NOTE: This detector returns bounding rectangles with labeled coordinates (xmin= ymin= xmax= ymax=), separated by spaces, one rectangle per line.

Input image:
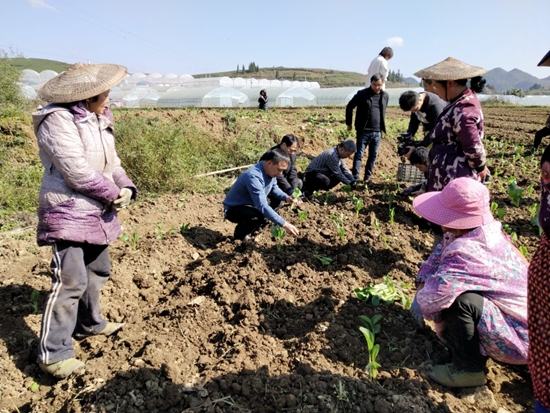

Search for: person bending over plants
xmin=260 ymin=134 xmax=303 ymax=209
xmin=302 ymin=139 xmax=357 ymax=198
xmin=223 ymin=148 xmax=301 ymax=245
xmin=410 ymin=178 xmax=528 ymax=388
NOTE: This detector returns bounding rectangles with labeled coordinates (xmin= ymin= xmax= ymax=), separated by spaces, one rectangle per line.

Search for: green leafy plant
xmin=519 ymin=245 xmax=529 ymax=257
xmin=329 ymin=212 xmax=346 ymax=242
xmin=373 ymin=217 xmax=388 ymax=249
xmin=358 ymin=314 xmax=382 ymax=336
xmin=529 ymin=203 xmax=543 ymax=236
xmin=502 ymin=224 xmax=519 ymax=244
xmin=29 ymin=289 xmax=39 ymax=313
xmin=297 ymin=209 xmax=308 ymax=226
xmin=314 ymin=255 xmax=333 ymax=266
xmin=323 ymin=192 xmax=333 ymax=206
xmin=291 ymin=188 xmax=303 ymax=209
xmin=389 ymin=207 xmax=395 ymax=224
xmin=350 ymin=195 xmax=363 ymax=219
xmin=355 ymin=276 xmax=412 ymax=309
xmin=121 ymin=232 xmax=141 ymax=250
xmin=359 ymin=326 xmax=381 ymax=381
xmin=179 ymin=222 xmax=191 ymax=235
xmin=155 ymin=222 xmax=176 ymax=240
xmin=490 ymin=201 xmax=499 ymax=216
xmin=270 ymin=225 xmax=286 ymax=251
xmin=507 ymin=178 xmax=524 ymax=207
xmin=341 ymin=184 xmax=351 ymax=195
xmin=497 ymin=207 xmax=506 ymax=221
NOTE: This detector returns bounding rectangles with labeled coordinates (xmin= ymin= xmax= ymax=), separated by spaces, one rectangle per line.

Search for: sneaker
xmin=74 ymin=322 xmax=124 ymax=339
xmin=428 ymin=363 xmax=486 ymax=388
xmin=39 ymin=358 xmax=85 ymax=378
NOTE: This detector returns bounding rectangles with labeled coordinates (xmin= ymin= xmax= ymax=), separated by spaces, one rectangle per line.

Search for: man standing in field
xmin=346 ymin=73 xmax=389 ymax=183
xmin=223 ymin=149 xmax=300 ymax=244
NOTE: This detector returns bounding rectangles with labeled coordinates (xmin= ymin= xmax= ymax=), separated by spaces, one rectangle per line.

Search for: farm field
xmin=0 ymin=106 xmax=548 ymax=413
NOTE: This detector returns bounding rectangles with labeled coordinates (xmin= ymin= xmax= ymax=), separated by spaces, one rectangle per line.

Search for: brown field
xmin=1 ymin=106 xmax=549 ymax=412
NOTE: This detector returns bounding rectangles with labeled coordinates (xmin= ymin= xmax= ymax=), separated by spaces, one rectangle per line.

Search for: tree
xmin=236 ymin=65 xmax=239 ymax=74
xmin=275 ymin=70 xmax=279 ymax=79
xmin=0 ymin=49 xmax=26 ymax=114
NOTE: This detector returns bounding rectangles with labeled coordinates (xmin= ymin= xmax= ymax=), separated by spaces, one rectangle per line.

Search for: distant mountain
xmin=483 ymin=67 xmax=550 ymax=92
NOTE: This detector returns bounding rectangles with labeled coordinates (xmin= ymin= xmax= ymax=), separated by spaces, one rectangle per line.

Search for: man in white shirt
xmin=365 ymin=47 xmax=393 ymax=90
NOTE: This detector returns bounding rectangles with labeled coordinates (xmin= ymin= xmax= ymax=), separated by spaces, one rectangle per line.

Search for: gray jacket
xmin=33 ymin=104 xmax=136 ymax=246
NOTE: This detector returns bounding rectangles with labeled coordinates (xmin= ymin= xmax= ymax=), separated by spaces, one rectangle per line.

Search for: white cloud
xmin=29 ymin=0 xmax=56 ymax=10
xmin=384 ymin=37 xmax=404 ymax=48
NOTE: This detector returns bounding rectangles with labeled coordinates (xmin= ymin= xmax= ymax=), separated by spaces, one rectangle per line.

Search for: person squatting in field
xmin=414 ymin=57 xmax=489 ymax=192
xmin=410 ymin=177 xmax=529 ymax=388
xmin=223 ymin=148 xmax=301 ymax=245
xmin=346 ymin=73 xmax=389 ymax=183
xmin=302 ymin=139 xmax=357 ymax=197
xmin=33 ymin=63 xmax=137 ymax=378
xmin=260 ymin=134 xmax=303 ymax=209
xmin=400 ymin=147 xmax=429 ymax=197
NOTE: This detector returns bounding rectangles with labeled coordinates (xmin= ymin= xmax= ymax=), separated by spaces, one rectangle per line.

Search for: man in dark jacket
xmin=346 ymin=73 xmax=389 ymax=182
xmin=260 ymin=134 xmax=302 ymax=209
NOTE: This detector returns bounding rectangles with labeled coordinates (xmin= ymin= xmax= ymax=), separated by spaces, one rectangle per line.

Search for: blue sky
xmin=1 ymin=0 xmax=549 ymax=80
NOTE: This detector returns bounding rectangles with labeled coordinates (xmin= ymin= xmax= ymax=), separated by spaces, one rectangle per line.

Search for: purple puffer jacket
xmin=33 ymin=104 xmax=137 ymax=246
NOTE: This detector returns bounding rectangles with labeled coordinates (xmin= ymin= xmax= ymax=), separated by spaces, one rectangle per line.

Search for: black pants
xmin=534 ymin=127 xmax=550 ymax=150
xmin=303 ymin=172 xmax=340 ymax=194
xmin=439 ymin=292 xmax=487 ymax=372
xmin=225 ymin=205 xmax=269 ymax=240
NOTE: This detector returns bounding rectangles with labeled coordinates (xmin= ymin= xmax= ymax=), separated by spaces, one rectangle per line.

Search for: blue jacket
xmin=223 ymin=161 xmax=288 ymax=226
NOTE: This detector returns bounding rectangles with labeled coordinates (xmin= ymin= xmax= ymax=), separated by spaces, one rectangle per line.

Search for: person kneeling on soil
xmin=302 ymin=139 xmax=357 ymax=197
xmin=400 ymin=147 xmax=429 ymax=197
xmin=260 ymin=134 xmax=303 ymax=209
xmin=410 ymin=177 xmax=528 ymax=388
xmin=223 ymin=148 xmax=301 ymax=244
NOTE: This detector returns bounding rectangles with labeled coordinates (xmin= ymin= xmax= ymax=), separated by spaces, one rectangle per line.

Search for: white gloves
xmin=113 ymin=188 xmax=133 ymax=211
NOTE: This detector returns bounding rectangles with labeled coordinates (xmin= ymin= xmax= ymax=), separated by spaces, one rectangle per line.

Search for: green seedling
xmin=329 ymin=212 xmax=346 ymax=242
xmin=389 ymin=207 xmax=395 ymax=224
xmin=529 ymin=203 xmax=543 ymax=235
xmin=497 ymin=207 xmax=506 ymax=221
xmin=373 ymin=217 xmax=389 ymax=249
xmin=387 ymin=193 xmax=395 ymax=209
xmin=314 ymin=255 xmax=333 ymax=266
xmin=350 ymin=195 xmax=363 ymax=219
xmin=519 ymin=245 xmax=529 ymax=257
xmin=155 ymin=222 xmax=176 ymax=240
xmin=121 ymin=232 xmax=140 ymax=250
xmin=179 ymin=222 xmax=191 ymax=235
xmin=355 ymin=276 xmax=412 ymax=309
xmin=507 ymin=178 xmax=524 ymax=207
xmin=503 ymin=224 xmax=519 ymax=244
xmin=291 ymin=188 xmax=303 ymax=209
xmin=313 ymin=190 xmax=321 ymax=197
xmin=297 ymin=209 xmax=308 ymax=225
xmin=30 ymin=289 xmax=39 ymax=313
xmin=270 ymin=225 xmax=286 ymax=251
xmin=323 ymin=192 xmax=332 ymax=206
xmin=341 ymin=184 xmax=351 ymax=195
xmin=359 ymin=326 xmax=381 ymax=381
xmin=490 ymin=201 xmax=499 ymax=216
xmin=358 ymin=314 xmax=382 ymax=336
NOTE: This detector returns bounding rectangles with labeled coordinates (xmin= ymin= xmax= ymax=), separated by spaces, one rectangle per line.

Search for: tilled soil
xmin=1 ymin=106 xmax=549 ymax=413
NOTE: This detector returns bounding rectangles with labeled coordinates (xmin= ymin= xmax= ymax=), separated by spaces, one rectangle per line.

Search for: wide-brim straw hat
xmin=413 ymin=57 xmax=488 ymax=81
xmin=413 ymin=177 xmax=494 ymax=230
xmin=38 ymin=62 xmax=127 ymax=103
xmin=538 ymin=50 xmax=550 ymax=67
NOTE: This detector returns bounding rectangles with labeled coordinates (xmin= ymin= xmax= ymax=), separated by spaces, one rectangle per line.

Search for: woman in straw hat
xmin=414 ymin=57 xmax=489 ymax=192
xmin=528 ymin=50 xmax=550 ymax=413
xmin=411 ymin=177 xmax=528 ymax=388
xmin=33 ymin=62 xmax=137 ymax=378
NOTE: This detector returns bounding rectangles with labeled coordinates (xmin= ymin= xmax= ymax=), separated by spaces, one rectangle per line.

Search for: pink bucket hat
xmin=413 ymin=177 xmax=494 ymax=229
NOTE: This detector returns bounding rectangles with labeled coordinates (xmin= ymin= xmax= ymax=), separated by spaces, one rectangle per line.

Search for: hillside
xmin=484 ymin=67 xmax=550 ymax=93
xmin=9 ymin=57 xmax=71 ymax=73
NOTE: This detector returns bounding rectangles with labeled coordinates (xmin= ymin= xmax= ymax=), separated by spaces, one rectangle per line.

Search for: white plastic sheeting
xmin=17 ymin=83 xmax=38 ymax=99
xmin=40 ymin=70 xmax=58 ymax=82
xmin=310 ymin=87 xmax=362 ymax=107
xmin=202 ymin=87 xmax=250 ymax=107
xmin=157 ymin=87 xmax=216 ymax=108
xmin=21 ymin=69 xmax=40 ymax=84
xmin=276 ymin=87 xmax=317 ymax=107
xmin=122 ymin=87 xmax=160 ymax=108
